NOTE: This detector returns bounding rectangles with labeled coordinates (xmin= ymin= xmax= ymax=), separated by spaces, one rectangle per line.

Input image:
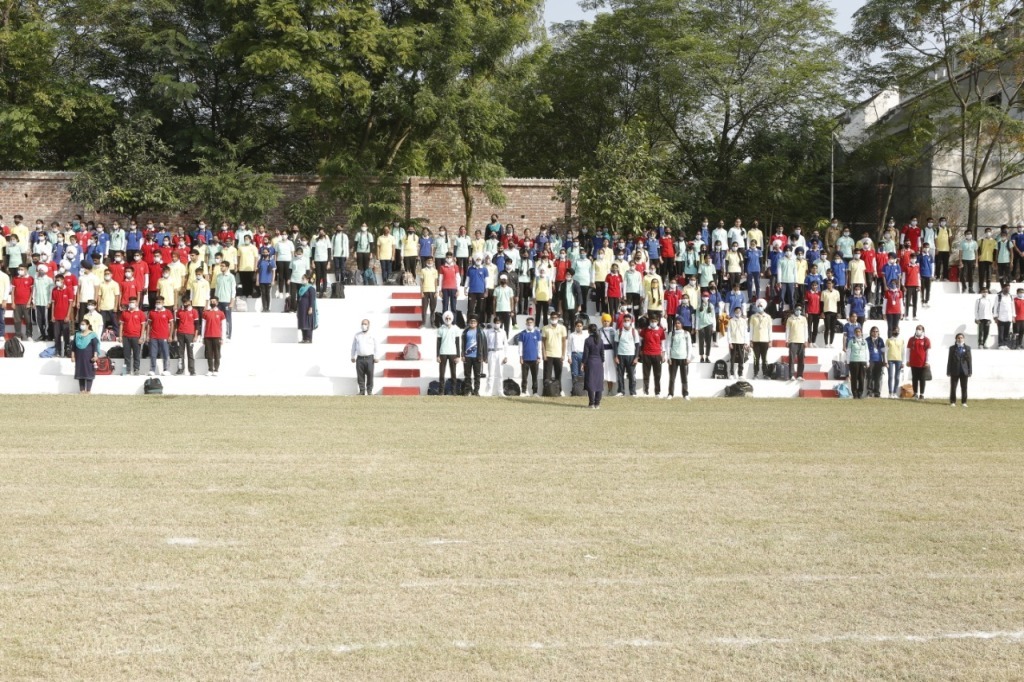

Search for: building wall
xmin=0 ymin=171 xmax=572 ymax=230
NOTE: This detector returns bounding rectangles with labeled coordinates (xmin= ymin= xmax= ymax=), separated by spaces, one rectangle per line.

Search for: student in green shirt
xmin=436 ymin=311 xmax=462 ymax=395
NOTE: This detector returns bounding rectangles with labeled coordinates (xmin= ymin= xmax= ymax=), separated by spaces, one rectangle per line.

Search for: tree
xmin=285 ymin=195 xmax=335 ymax=233
xmin=852 ymin=0 xmax=1024 ymax=232
xmin=563 ymin=120 xmax=673 ymax=234
xmin=188 ymin=141 xmax=283 ymax=224
xmin=68 ymin=117 xmax=184 ymax=219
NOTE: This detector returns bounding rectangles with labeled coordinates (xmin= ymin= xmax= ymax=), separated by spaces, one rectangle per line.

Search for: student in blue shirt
xmin=512 ymin=317 xmax=542 ymax=396
xmin=465 ymin=258 xmax=489 ymax=320
xmin=919 ymin=243 xmax=935 ymax=306
xmin=865 ymin=325 xmax=886 ymax=398
xmin=883 ymin=254 xmax=902 ymax=291
xmin=257 ymin=249 xmax=276 ymax=312
xmin=745 ymin=244 xmax=763 ymax=298
xmin=830 ymin=254 xmax=848 ymax=309
xmin=461 ymin=316 xmax=488 ymax=396
xmin=847 ymin=284 xmax=867 ymax=320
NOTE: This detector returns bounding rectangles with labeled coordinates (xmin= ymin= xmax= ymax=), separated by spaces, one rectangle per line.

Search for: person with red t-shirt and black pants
xmin=11 ymin=266 xmax=33 ymax=340
xmin=174 ymin=299 xmax=199 ymax=375
xmin=639 ymin=319 xmax=666 ymax=397
xmin=202 ymin=296 xmax=226 ymax=375
xmin=147 ymin=296 xmax=174 ymax=375
xmin=907 ymin=324 xmax=931 ymax=400
xmin=50 ymin=274 xmax=74 ymax=356
xmin=119 ymin=296 xmax=147 ymax=375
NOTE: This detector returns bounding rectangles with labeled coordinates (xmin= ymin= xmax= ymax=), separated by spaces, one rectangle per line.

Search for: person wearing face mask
xmin=11 ymin=265 xmax=33 ymax=340
xmin=725 ymin=306 xmax=749 ymax=379
xmin=188 ymin=269 xmax=211 ymax=333
xmin=992 ymin=283 xmax=1016 ymax=348
xmin=778 ymin=248 xmax=797 ymax=311
xmin=996 ymin=229 xmax=1013 ymax=283
xmin=580 ymin=322 xmax=606 ymax=407
xmin=785 ymin=305 xmax=808 ymax=381
xmin=884 ymin=279 xmax=904 ymax=336
xmin=957 ymin=231 xmax=977 ymax=293
xmin=903 ymin=252 xmax=921 ymax=320
xmin=918 ymin=244 xmax=934 ymax=307
xmin=865 ymin=325 xmax=885 ymax=398
xmin=748 ymin=300 xmax=772 ymax=378
xmin=435 ymin=311 xmax=461 ymax=395
xmin=885 ymin=326 xmax=906 ymax=399
xmin=973 ymin=288 xmax=993 ymax=348
xmin=846 ymin=327 xmax=869 ymax=398
xmin=541 ymin=313 xmax=567 ymax=396
xmin=1012 ymin=287 xmax=1024 ymax=348
xmin=296 ymin=271 xmax=318 ymax=343
xmin=49 ymin=273 xmax=74 ymax=354
xmin=438 ymin=254 xmax=461 ymax=316
xmin=202 ymin=296 xmax=226 ymax=376
xmin=349 ymin=319 xmax=379 ymax=396
xmin=906 ymin=325 xmax=931 ymax=400
xmin=977 ymin=227 xmax=997 ymax=291
xmin=1013 ymin=223 xmax=1024 ymax=282
xmin=32 ymin=265 xmax=54 ymax=341
xmin=432 ymin=226 xmax=451 ymax=262
xmin=511 ymin=316 xmax=542 ymax=396
xmin=934 ymin=218 xmax=952 ymax=280
xmin=946 ymin=333 xmax=972 ymax=407
xmin=71 ymin=319 xmax=100 ymax=394
xmin=900 ymin=216 xmax=922 ymax=251
xmin=695 ymin=293 xmax=716 ymax=363
xmin=352 ymin=223 xmax=374 ymax=280
xmin=173 ymin=299 xmax=199 ymax=375
xmin=119 ymin=296 xmax=147 ymax=375
xmin=146 ymin=296 xmax=173 ymax=376
xmin=836 ymin=227 xmax=855 ymax=265
xmin=613 ymin=313 xmax=640 ymax=396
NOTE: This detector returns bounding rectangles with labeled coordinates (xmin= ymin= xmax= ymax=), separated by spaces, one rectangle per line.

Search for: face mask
xmin=794 ymin=311 xmax=802 ymax=317
xmin=155 ymin=304 xmax=164 ymax=311
xmin=623 ymin=322 xmax=632 ymax=329
xmin=755 ymin=305 xmax=763 ymax=313
xmin=104 ymin=275 xmax=112 ymax=281
xmin=915 ymin=330 xmax=923 ymax=338
xmin=526 ymin=324 xmax=534 ymax=331
xmin=126 ymin=273 xmax=133 ymax=279
xmin=56 ymin=281 xmax=63 ymax=288
xmin=129 ymin=303 xmax=137 ymax=310
xmin=361 ymin=323 xmax=369 ymax=331
xmin=79 ymin=324 xmax=87 ymax=331
xmin=911 ymin=221 xmax=918 ymax=226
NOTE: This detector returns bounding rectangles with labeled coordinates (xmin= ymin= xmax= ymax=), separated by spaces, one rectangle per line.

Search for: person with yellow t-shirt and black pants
xmin=541 ymin=312 xmax=567 ymax=396
xmin=418 ymin=257 xmax=439 ymax=328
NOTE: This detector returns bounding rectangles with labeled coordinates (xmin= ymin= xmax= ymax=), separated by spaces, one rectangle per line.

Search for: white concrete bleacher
xmin=1 ymin=280 xmax=1022 ymax=397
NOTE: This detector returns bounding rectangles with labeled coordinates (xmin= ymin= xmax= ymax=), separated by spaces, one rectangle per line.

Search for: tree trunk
xmin=461 ymin=174 xmax=473 ymax=231
xmin=879 ymin=171 xmax=896 ymax=242
xmin=966 ymin=191 xmax=980 ymax=235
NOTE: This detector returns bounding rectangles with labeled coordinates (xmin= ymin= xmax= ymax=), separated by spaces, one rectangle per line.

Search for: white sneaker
xmin=950 ymin=402 xmax=956 ymax=407
xmin=161 ymin=370 xmax=169 ymax=376
xmin=207 ymin=371 xmax=214 ymax=376
xmin=148 ymin=371 xmax=156 ymax=376
xmin=666 ymin=395 xmax=673 ymax=400
xmin=559 ymin=391 xmax=564 ymax=397
xmin=962 ymin=403 xmax=968 ymax=408
xmin=616 ymin=392 xmax=624 ymax=397
xmin=212 ymin=371 xmax=218 ymax=377
xmin=684 ymin=396 xmax=691 ymax=401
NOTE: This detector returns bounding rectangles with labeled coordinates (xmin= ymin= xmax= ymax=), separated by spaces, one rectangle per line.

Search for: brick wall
xmin=0 ymin=171 xmax=573 ymax=230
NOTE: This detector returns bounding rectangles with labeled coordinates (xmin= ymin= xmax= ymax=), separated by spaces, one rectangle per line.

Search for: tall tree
xmin=188 ymin=141 xmax=283 ymax=224
xmin=852 ymin=0 xmax=1024 ymax=232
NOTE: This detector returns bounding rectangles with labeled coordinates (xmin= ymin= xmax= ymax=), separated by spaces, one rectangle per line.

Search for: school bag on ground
xmin=143 ymin=378 xmax=163 ymax=395
xmin=571 ymin=375 xmax=586 ymax=397
xmin=234 ymin=298 xmax=248 ymax=312
xmin=773 ymin=362 xmax=791 ymax=381
xmin=834 ymin=382 xmax=852 ymax=398
xmin=712 ymin=359 xmax=728 ymax=379
xmin=362 ymin=268 xmax=376 ymax=285
xmin=427 ymin=380 xmax=441 ymax=396
xmin=39 ymin=346 xmax=56 ymax=358
xmin=107 ymin=345 xmax=124 ymax=359
xmin=401 ymin=343 xmax=420 ymax=360
xmin=502 ymin=379 xmax=521 ymax=397
xmin=101 ymin=327 xmax=117 ymax=342
xmin=95 ymin=357 xmax=113 ymax=375
xmin=4 ymin=336 xmax=25 ymax=357
xmin=763 ymin=362 xmax=777 ymax=379
xmin=725 ymin=381 xmax=753 ymax=397
xmin=543 ymin=379 xmax=560 ymax=397
xmin=832 ymin=355 xmax=849 ymax=379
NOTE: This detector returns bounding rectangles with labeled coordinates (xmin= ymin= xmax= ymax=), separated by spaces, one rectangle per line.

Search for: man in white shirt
xmin=484 ymin=316 xmax=508 ymax=396
xmin=351 ymin=318 xmax=381 ymax=396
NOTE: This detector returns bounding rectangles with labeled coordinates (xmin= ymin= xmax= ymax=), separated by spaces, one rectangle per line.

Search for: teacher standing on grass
xmin=947 ymin=332 xmax=972 ymax=408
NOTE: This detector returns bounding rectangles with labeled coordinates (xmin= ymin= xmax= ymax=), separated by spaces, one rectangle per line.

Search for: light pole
xmin=830 ymin=130 xmax=836 ymax=220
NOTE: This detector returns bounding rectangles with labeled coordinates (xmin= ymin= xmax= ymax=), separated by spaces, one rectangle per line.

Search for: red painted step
xmin=772 ymin=324 xmax=784 ymax=333
xmin=390 ymin=305 xmax=422 ymax=314
xmin=780 ymin=356 xmax=818 ymax=364
xmin=384 ymin=351 xmax=406 ymax=360
xmin=383 ymin=368 xmax=420 ymax=378
xmin=386 ymin=335 xmax=421 ymax=344
xmin=770 ymin=339 xmax=787 ymax=348
xmin=392 ymin=292 xmax=420 ymax=300
xmin=387 ymin=320 xmax=422 ymax=329
xmin=383 ymin=386 xmax=421 ymax=396
xmin=799 ymin=389 xmax=838 ymax=398
xmin=802 ymin=371 xmax=829 ymax=381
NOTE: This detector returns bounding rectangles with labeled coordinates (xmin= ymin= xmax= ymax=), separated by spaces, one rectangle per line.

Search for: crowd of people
xmin=0 ymin=212 xmax=1018 ymax=404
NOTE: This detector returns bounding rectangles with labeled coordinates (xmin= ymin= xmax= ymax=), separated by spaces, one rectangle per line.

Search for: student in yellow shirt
xmin=237 ymin=236 xmax=259 ymax=296
xmin=541 ymin=311 xmax=568 ymax=395
xmin=418 ymin=257 xmax=439 ymax=328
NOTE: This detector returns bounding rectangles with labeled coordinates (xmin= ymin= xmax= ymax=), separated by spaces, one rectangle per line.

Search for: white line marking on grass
xmin=165 ymin=537 xmax=200 ymax=546
xmin=709 ymin=631 xmax=1024 ymax=647
xmin=425 ymin=539 xmax=469 ymax=545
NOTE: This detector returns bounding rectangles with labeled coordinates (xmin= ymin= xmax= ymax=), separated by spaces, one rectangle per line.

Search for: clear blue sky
xmin=544 ymin=0 xmax=863 ymax=32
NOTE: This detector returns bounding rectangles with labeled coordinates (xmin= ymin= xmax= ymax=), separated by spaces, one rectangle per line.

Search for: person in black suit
xmin=947 ymin=332 xmax=972 ymax=407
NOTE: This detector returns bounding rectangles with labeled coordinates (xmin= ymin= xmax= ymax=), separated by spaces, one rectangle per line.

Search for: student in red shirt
xmin=11 ymin=266 xmax=33 ymax=340
xmin=638 ymin=317 xmax=666 ymax=397
xmin=51 ymin=274 xmax=75 ymax=356
xmin=120 ymin=268 xmax=142 ymax=306
xmin=804 ymin=282 xmax=822 ymax=346
xmin=903 ymin=254 xmax=921 ymax=320
xmin=119 ymin=296 xmax=147 ymax=375
xmin=202 ymin=296 xmax=226 ymax=375
xmin=874 ymin=250 xmax=889 ymax=305
xmin=605 ymin=264 xmax=624 ymax=315
xmin=659 ymin=232 xmax=676 ymax=280
xmin=146 ymin=255 xmax=164 ymax=309
xmin=438 ymin=256 xmax=461 ymax=316
xmin=147 ymin=296 xmax=174 ymax=376
xmin=174 ymin=299 xmax=199 ymax=376
xmin=884 ymin=280 xmax=903 ymax=337
xmin=906 ymin=323 xmax=931 ymax=400
xmin=129 ymin=253 xmax=148 ymax=289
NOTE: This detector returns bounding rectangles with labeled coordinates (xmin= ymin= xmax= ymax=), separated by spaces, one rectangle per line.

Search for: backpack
xmin=39 ymin=346 xmax=57 ymax=359
xmin=725 ymin=381 xmax=753 ymax=397
xmin=95 ymin=357 xmax=113 ymax=375
xmin=443 ymin=378 xmax=465 ymax=396
xmin=832 ymin=357 xmax=849 ymax=379
xmin=543 ymin=379 xmax=560 ymax=397
xmin=832 ymin=319 xmax=845 ymax=334
xmin=403 ymin=271 xmax=416 ymax=286
xmin=763 ymin=362 xmax=777 ymax=379
xmin=332 ymin=281 xmax=346 ymax=299
xmin=712 ymin=359 xmax=728 ymax=379
xmin=401 ymin=343 xmax=420 ymax=361
xmin=234 ymin=298 xmax=248 ymax=312
xmin=427 ymin=380 xmax=441 ymax=396
xmin=362 ymin=268 xmax=376 ymax=285
xmin=502 ymin=378 xmax=521 ymax=397
xmin=774 ymin=362 xmax=791 ymax=381
xmin=571 ymin=375 xmax=586 ymax=397
xmin=143 ymin=378 xmax=163 ymax=395
xmin=101 ymin=328 xmax=117 ymax=342
xmin=834 ymin=382 xmax=852 ymax=398
xmin=284 ymin=296 xmax=295 ymax=313
xmin=868 ymin=304 xmax=883 ymax=320
xmin=107 ymin=344 xmax=124 ymax=359
xmin=3 ymin=336 xmax=25 ymax=358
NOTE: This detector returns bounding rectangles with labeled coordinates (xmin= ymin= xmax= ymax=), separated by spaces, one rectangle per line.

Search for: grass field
xmin=2 ymin=396 xmax=1023 ymax=681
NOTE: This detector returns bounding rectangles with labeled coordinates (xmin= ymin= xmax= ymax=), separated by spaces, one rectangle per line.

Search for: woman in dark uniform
xmin=296 ymin=270 xmax=318 ymax=343
xmin=72 ymin=319 xmax=100 ymax=394
xmin=582 ymin=323 xmax=605 ymax=409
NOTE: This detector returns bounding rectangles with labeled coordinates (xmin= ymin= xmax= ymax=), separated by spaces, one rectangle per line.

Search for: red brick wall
xmin=0 ymin=172 xmax=573 ymax=230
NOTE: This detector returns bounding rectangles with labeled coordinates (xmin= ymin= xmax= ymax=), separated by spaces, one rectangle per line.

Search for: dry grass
xmin=1 ymin=396 xmax=1023 ymax=681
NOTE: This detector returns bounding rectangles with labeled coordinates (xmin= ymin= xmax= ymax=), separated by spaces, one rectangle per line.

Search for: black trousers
xmin=52 ymin=321 xmax=70 ymax=356
xmin=905 ymin=286 xmax=918 ymax=317
xmin=698 ymin=325 xmax=713 ymax=358
xmin=868 ymin=360 xmax=884 ymax=397
xmin=276 ymin=262 xmax=291 ymax=294
xmin=438 ymin=355 xmax=457 ymax=394
xmin=667 ymin=359 xmax=688 ymax=396
xmin=204 ymin=338 xmax=222 ymax=372
xmin=260 ymin=284 xmax=272 ymax=312
xmin=421 ymin=293 xmax=437 ymax=327
xmin=729 ymin=343 xmax=744 ymax=374
xmin=979 ymin=261 xmax=992 ymax=290
xmin=124 ymin=337 xmax=142 ymax=373
xmin=641 ymin=354 xmax=662 ymax=395
xmin=823 ymin=312 xmax=838 ymax=345
xmin=240 ymin=270 xmax=256 ymax=297
xmin=978 ymin=319 xmax=990 ymax=347
xmin=921 ymin=277 xmax=932 ymax=303
xmin=949 ymin=375 xmax=968 ymax=404
xmin=177 ymin=333 xmax=195 ymax=374
xmin=788 ymin=343 xmax=805 ymax=377
xmin=521 ymin=360 xmax=539 ymax=394
xmin=850 ymin=361 xmax=866 ymax=398
xmin=808 ymin=313 xmax=820 ymax=344
xmin=314 ymin=261 xmax=328 ymax=293
xmin=936 ymin=251 xmax=950 ymax=280
xmin=752 ymin=341 xmax=769 ymax=375
xmin=960 ymin=261 xmax=976 ymax=292
xmin=463 ymin=357 xmax=482 ymax=393
xmin=356 ymin=355 xmax=375 ymax=394
xmin=910 ymin=366 xmax=927 ymax=396
xmin=543 ymin=357 xmax=563 ymax=389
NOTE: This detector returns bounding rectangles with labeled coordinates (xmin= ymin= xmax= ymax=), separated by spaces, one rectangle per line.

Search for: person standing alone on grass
xmin=351 ymin=318 xmax=380 ymax=396
xmin=582 ymin=323 xmax=605 ymax=408
xmin=947 ymin=333 xmax=972 ymax=407
xmin=202 ymin=297 xmax=226 ymax=376
xmin=907 ymin=324 xmax=931 ymax=400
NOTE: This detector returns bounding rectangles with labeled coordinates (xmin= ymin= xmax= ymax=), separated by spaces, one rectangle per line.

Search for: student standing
xmin=418 ymin=257 xmax=439 ymax=328
xmin=147 ymin=296 xmax=174 ymax=376
xmin=484 ymin=316 xmax=508 ymax=397
xmin=885 ymin=327 xmax=905 ymax=399
xmin=847 ymin=327 xmax=868 ymax=398
xmin=174 ymin=300 xmax=199 ymax=376
xmin=202 ymin=298 xmax=226 ymax=376
xmin=785 ymin=306 xmax=808 ymax=381
xmin=666 ymin=318 xmax=693 ymax=400
xmin=541 ymin=312 xmax=567 ymax=396
xmin=906 ymin=324 xmax=931 ymax=400
xmin=582 ymin=323 xmax=605 ymax=408
xmin=512 ymin=317 xmax=542 ymax=396
xmin=614 ymin=314 xmax=641 ymax=397
xmin=351 ymin=318 xmax=380 ymax=396
xmin=725 ymin=306 xmax=749 ymax=378
xmin=119 ymin=297 xmax=146 ymax=375
xmin=296 ymin=272 xmax=318 ymax=343
xmin=436 ymin=311 xmax=461 ymax=395
xmin=71 ymin=319 xmax=100 ymax=394
xmin=946 ymin=333 xmax=972 ymax=407
xmin=461 ymin=316 xmax=488 ymax=396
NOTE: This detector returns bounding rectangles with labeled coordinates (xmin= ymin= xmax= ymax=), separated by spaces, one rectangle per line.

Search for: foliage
xmin=563 ymin=120 xmax=672 ymax=234
xmin=67 ymin=117 xmax=184 ymax=218
xmin=187 ymin=141 xmax=283 ymax=224
xmin=285 ymin=195 xmax=335 ymax=233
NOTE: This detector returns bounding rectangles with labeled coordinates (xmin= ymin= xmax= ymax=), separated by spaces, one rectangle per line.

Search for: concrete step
xmin=386 ymin=335 xmax=421 ymax=345
xmin=803 ymin=371 xmax=829 ymax=381
xmin=780 ymin=356 xmax=819 ymax=364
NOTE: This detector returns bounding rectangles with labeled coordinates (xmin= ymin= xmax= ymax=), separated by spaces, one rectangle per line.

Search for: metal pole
xmin=830 ymin=131 xmax=835 ymax=220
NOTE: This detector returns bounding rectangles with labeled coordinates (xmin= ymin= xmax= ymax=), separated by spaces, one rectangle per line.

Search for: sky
xmin=544 ymin=0 xmax=864 ymax=32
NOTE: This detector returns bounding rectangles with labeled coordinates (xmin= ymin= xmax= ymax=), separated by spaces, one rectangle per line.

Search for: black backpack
xmin=571 ymin=375 xmax=586 ymax=397
xmin=712 ymin=359 xmax=728 ymax=379
xmin=502 ymin=379 xmax=521 ymax=397
xmin=3 ymin=336 xmax=24 ymax=358
xmin=543 ymin=379 xmax=560 ymax=397
xmin=143 ymin=378 xmax=163 ymax=395
xmin=107 ymin=344 xmax=124 ymax=359
xmin=427 ymin=380 xmax=441 ymax=396
xmin=725 ymin=380 xmax=753 ymax=397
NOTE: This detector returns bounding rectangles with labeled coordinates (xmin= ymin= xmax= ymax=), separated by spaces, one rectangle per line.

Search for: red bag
xmin=95 ymin=357 xmax=113 ymax=375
